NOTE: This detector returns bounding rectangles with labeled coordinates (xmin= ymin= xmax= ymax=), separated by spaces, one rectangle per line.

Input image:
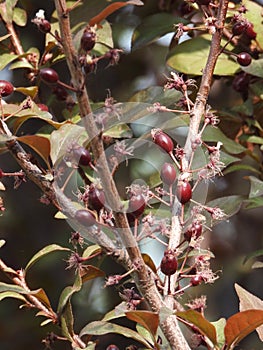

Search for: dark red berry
xmin=190 ymin=275 xmax=203 ymax=286
xmin=160 ymin=250 xmax=178 ymax=276
xmin=37 ymin=103 xmax=49 ymax=112
xmin=184 ymin=221 xmax=202 ymax=241
xmin=39 ymin=68 xmax=59 ymax=85
xmin=128 ymin=194 xmax=146 ymax=219
xmin=39 ymin=19 xmax=51 ymax=33
xmin=237 ymin=52 xmax=252 ymax=66
xmin=81 ymin=28 xmax=96 ymax=52
xmin=0 ymin=80 xmax=14 ymax=97
xmin=89 ymin=185 xmax=105 ymax=212
xmin=74 ymin=209 xmax=96 ymax=227
xmin=176 ymin=181 xmax=192 ymax=204
xmin=245 ymin=23 xmax=257 ymax=40
xmin=232 ymin=72 xmax=250 ymax=93
xmin=72 ymin=146 xmax=92 ymax=167
xmin=0 ymin=169 xmax=4 ymax=178
xmin=160 ymin=163 xmax=176 ymax=185
xmin=232 ymin=21 xmax=247 ymax=36
xmin=106 ymin=345 xmax=119 ymax=350
xmin=52 ymin=85 xmax=68 ymax=101
xmin=152 ymin=129 xmax=174 ymax=154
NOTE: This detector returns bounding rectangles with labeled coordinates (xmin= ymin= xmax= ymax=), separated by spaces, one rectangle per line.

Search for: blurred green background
xmin=0 ymin=0 xmax=262 ymax=349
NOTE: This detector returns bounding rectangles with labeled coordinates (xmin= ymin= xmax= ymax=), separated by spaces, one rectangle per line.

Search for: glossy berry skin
xmin=89 ymin=186 xmax=105 ymax=212
xmin=184 ymin=221 xmax=202 ymax=241
xmin=72 ymin=146 xmax=92 ymax=167
xmin=39 ymin=68 xmax=59 ymax=85
xmin=152 ymin=129 xmax=174 ymax=154
xmin=37 ymin=103 xmax=49 ymax=112
xmin=160 ymin=163 xmax=176 ymax=185
xmin=81 ymin=29 xmax=96 ymax=52
xmin=0 ymin=169 xmax=3 ymax=178
xmin=190 ymin=275 xmax=203 ymax=286
xmin=232 ymin=22 xmax=247 ymax=36
xmin=232 ymin=73 xmax=250 ymax=93
xmin=39 ymin=19 xmax=51 ymax=33
xmin=176 ymin=181 xmax=192 ymax=204
xmin=237 ymin=52 xmax=252 ymax=67
xmin=128 ymin=194 xmax=146 ymax=219
xmin=161 ymin=250 xmax=178 ymax=276
xmin=0 ymin=80 xmax=14 ymax=97
xmin=245 ymin=23 xmax=257 ymax=40
xmin=75 ymin=209 xmax=96 ymax=227
xmin=106 ymin=346 xmax=119 ymax=350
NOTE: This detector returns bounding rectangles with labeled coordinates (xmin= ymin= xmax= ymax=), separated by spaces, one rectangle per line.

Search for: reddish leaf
xmin=176 ymin=310 xmax=217 ymax=346
xmin=80 ymin=265 xmax=105 ymax=283
xmin=89 ymin=0 xmax=143 ymax=27
xmin=126 ymin=310 xmax=159 ymax=336
xmin=17 ymin=135 xmax=50 ymax=167
xmin=142 ymin=253 xmax=157 ymax=273
xmin=224 ymin=309 xmax=263 ymax=349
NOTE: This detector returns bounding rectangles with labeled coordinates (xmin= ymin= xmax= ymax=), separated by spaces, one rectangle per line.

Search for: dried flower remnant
xmin=164 ymin=72 xmax=196 ymax=93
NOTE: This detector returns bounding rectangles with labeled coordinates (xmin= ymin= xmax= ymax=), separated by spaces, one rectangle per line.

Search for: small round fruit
xmin=152 ymin=129 xmax=174 ymax=154
xmin=160 ymin=163 xmax=176 ymax=185
xmin=190 ymin=275 xmax=203 ymax=286
xmin=245 ymin=23 xmax=257 ymax=40
xmin=39 ymin=19 xmax=51 ymax=33
xmin=106 ymin=345 xmax=119 ymax=350
xmin=160 ymin=250 xmax=178 ymax=276
xmin=0 ymin=80 xmax=14 ymax=97
xmin=184 ymin=221 xmax=202 ymax=241
xmin=81 ymin=29 xmax=96 ymax=52
xmin=128 ymin=194 xmax=146 ymax=219
xmin=0 ymin=169 xmax=3 ymax=178
xmin=72 ymin=146 xmax=92 ymax=167
xmin=232 ymin=73 xmax=250 ymax=93
xmin=237 ymin=52 xmax=252 ymax=66
xmin=39 ymin=67 xmax=59 ymax=85
xmin=37 ymin=103 xmax=49 ymax=112
xmin=176 ymin=181 xmax=192 ymax=204
xmin=232 ymin=21 xmax=247 ymax=36
xmin=75 ymin=209 xmax=96 ymax=227
xmin=89 ymin=185 xmax=105 ymax=212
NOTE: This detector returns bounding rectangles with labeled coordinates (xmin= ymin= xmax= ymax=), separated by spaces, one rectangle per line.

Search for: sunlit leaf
xmin=0 ymin=291 xmax=27 ymax=303
xmin=211 ymin=318 xmax=226 ymax=348
xmin=242 ymin=58 xmax=263 ymax=78
xmin=136 ymin=323 xmax=155 ymax=346
xmin=167 ymin=35 xmax=239 ymax=76
xmin=29 ymin=288 xmax=52 ymax=309
xmin=80 ymin=265 xmax=105 ymax=283
xmin=176 ymin=310 xmax=217 ymax=346
xmin=25 ymin=244 xmax=70 ymax=272
xmin=103 ymin=123 xmax=133 ymax=139
xmin=235 ymin=284 xmax=263 ymax=341
xmin=245 ymin=135 xmax=263 ymax=145
xmin=132 ymin=13 xmax=186 ymax=50
xmin=89 ymin=1 xmax=143 ymax=27
xmin=79 ymin=320 xmax=150 ymax=347
xmin=0 ymin=53 xmax=18 ymax=70
xmin=224 ymin=310 xmax=263 ymax=349
xmin=142 ymin=253 xmax=157 ymax=273
xmin=57 ymin=272 xmax=82 ymax=314
xmin=0 ymin=239 xmax=5 ymax=248
xmin=82 ymin=245 xmax=101 ymax=259
xmin=15 ymin=86 xmax=38 ymax=97
xmin=0 ymin=33 xmax=11 ymax=42
xmin=60 ymin=300 xmax=74 ymax=341
xmin=102 ymin=302 xmax=127 ymax=322
xmin=0 ymin=282 xmax=27 ymax=294
xmin=17 ymin=135 xmax=51 ymax=167
xmin=126 ymin=310 xmax=159 ymax=336
xmin=129 ymin=86 xmax=182 ymax=106
xmin=13 ymin=7 xmax=27 ymax=26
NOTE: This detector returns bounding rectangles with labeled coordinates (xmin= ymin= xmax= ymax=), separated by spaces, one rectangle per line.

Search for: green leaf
xmin=17 ymin=135 xmax=51 ymax=167
xmin=246 ymin=135 xmax=263 ymax=145
xmin=223 ymin=163 xmax=261 ymax=176
xmin=176 ymin=310 xmax=217 ymax=346
xmin=132 ymin=13 xmax=186 ymax=50
xmin=79 ymin=320 xmax=151 ymax=347
xmin=129 ymin=86 xmax=182 ymax=106
xmin=224 ymin=310 xmax=263 ymax=349
xmin=50 ymin=123 xmax=86 ymax=165
xmin=243 ymin=0 xmax=263 ymax=49
xmin=242 ymin=59 xmax=263 ymax=78
xmin=167 ymin=35 xmax=239 ymax=76
xmin=126 ymin=310 xmax=159 ymax=336
xmin=57 ymin=272 xmax=82 ymax=314
xmin=0 ymin=291 xmax=27 ymax=303
xmin=82 ymin=245 xmax=101 ymax=259
xmin=136 ymin=324 xmax=155 ymax=347
xmin=9 ymin=60 xmax=34 ymax=70
xmin=103 ymin=123 xmax=133 ymax=139
xmin=0 ymin=282 xmax=27 ymax=294
xmin=12 ymin=7 xmax=27 ymax=26
xmin=0 ymin=33 xmax=11 ymax=42
xmin=25 ymin=244 xmax=70 ymax=272
xmin=243 ymin=197 xmax=263 ymax=210
xmin=247 ymin=176 xmax=263 ymax=198
xmin=202 ymin=126 xmax=246 ymax=154
xmin=243 ymin=249 xmax=263 ymax=265
xmin=0 ymin=53 xmax=18 ymax=70
xmin=211 ymin=318 xmax=226 ymax=349
xmin=60 ymin=300 xmax=74 ymax=341
xmin=15 ymin=86 xmax=38 ymax=97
